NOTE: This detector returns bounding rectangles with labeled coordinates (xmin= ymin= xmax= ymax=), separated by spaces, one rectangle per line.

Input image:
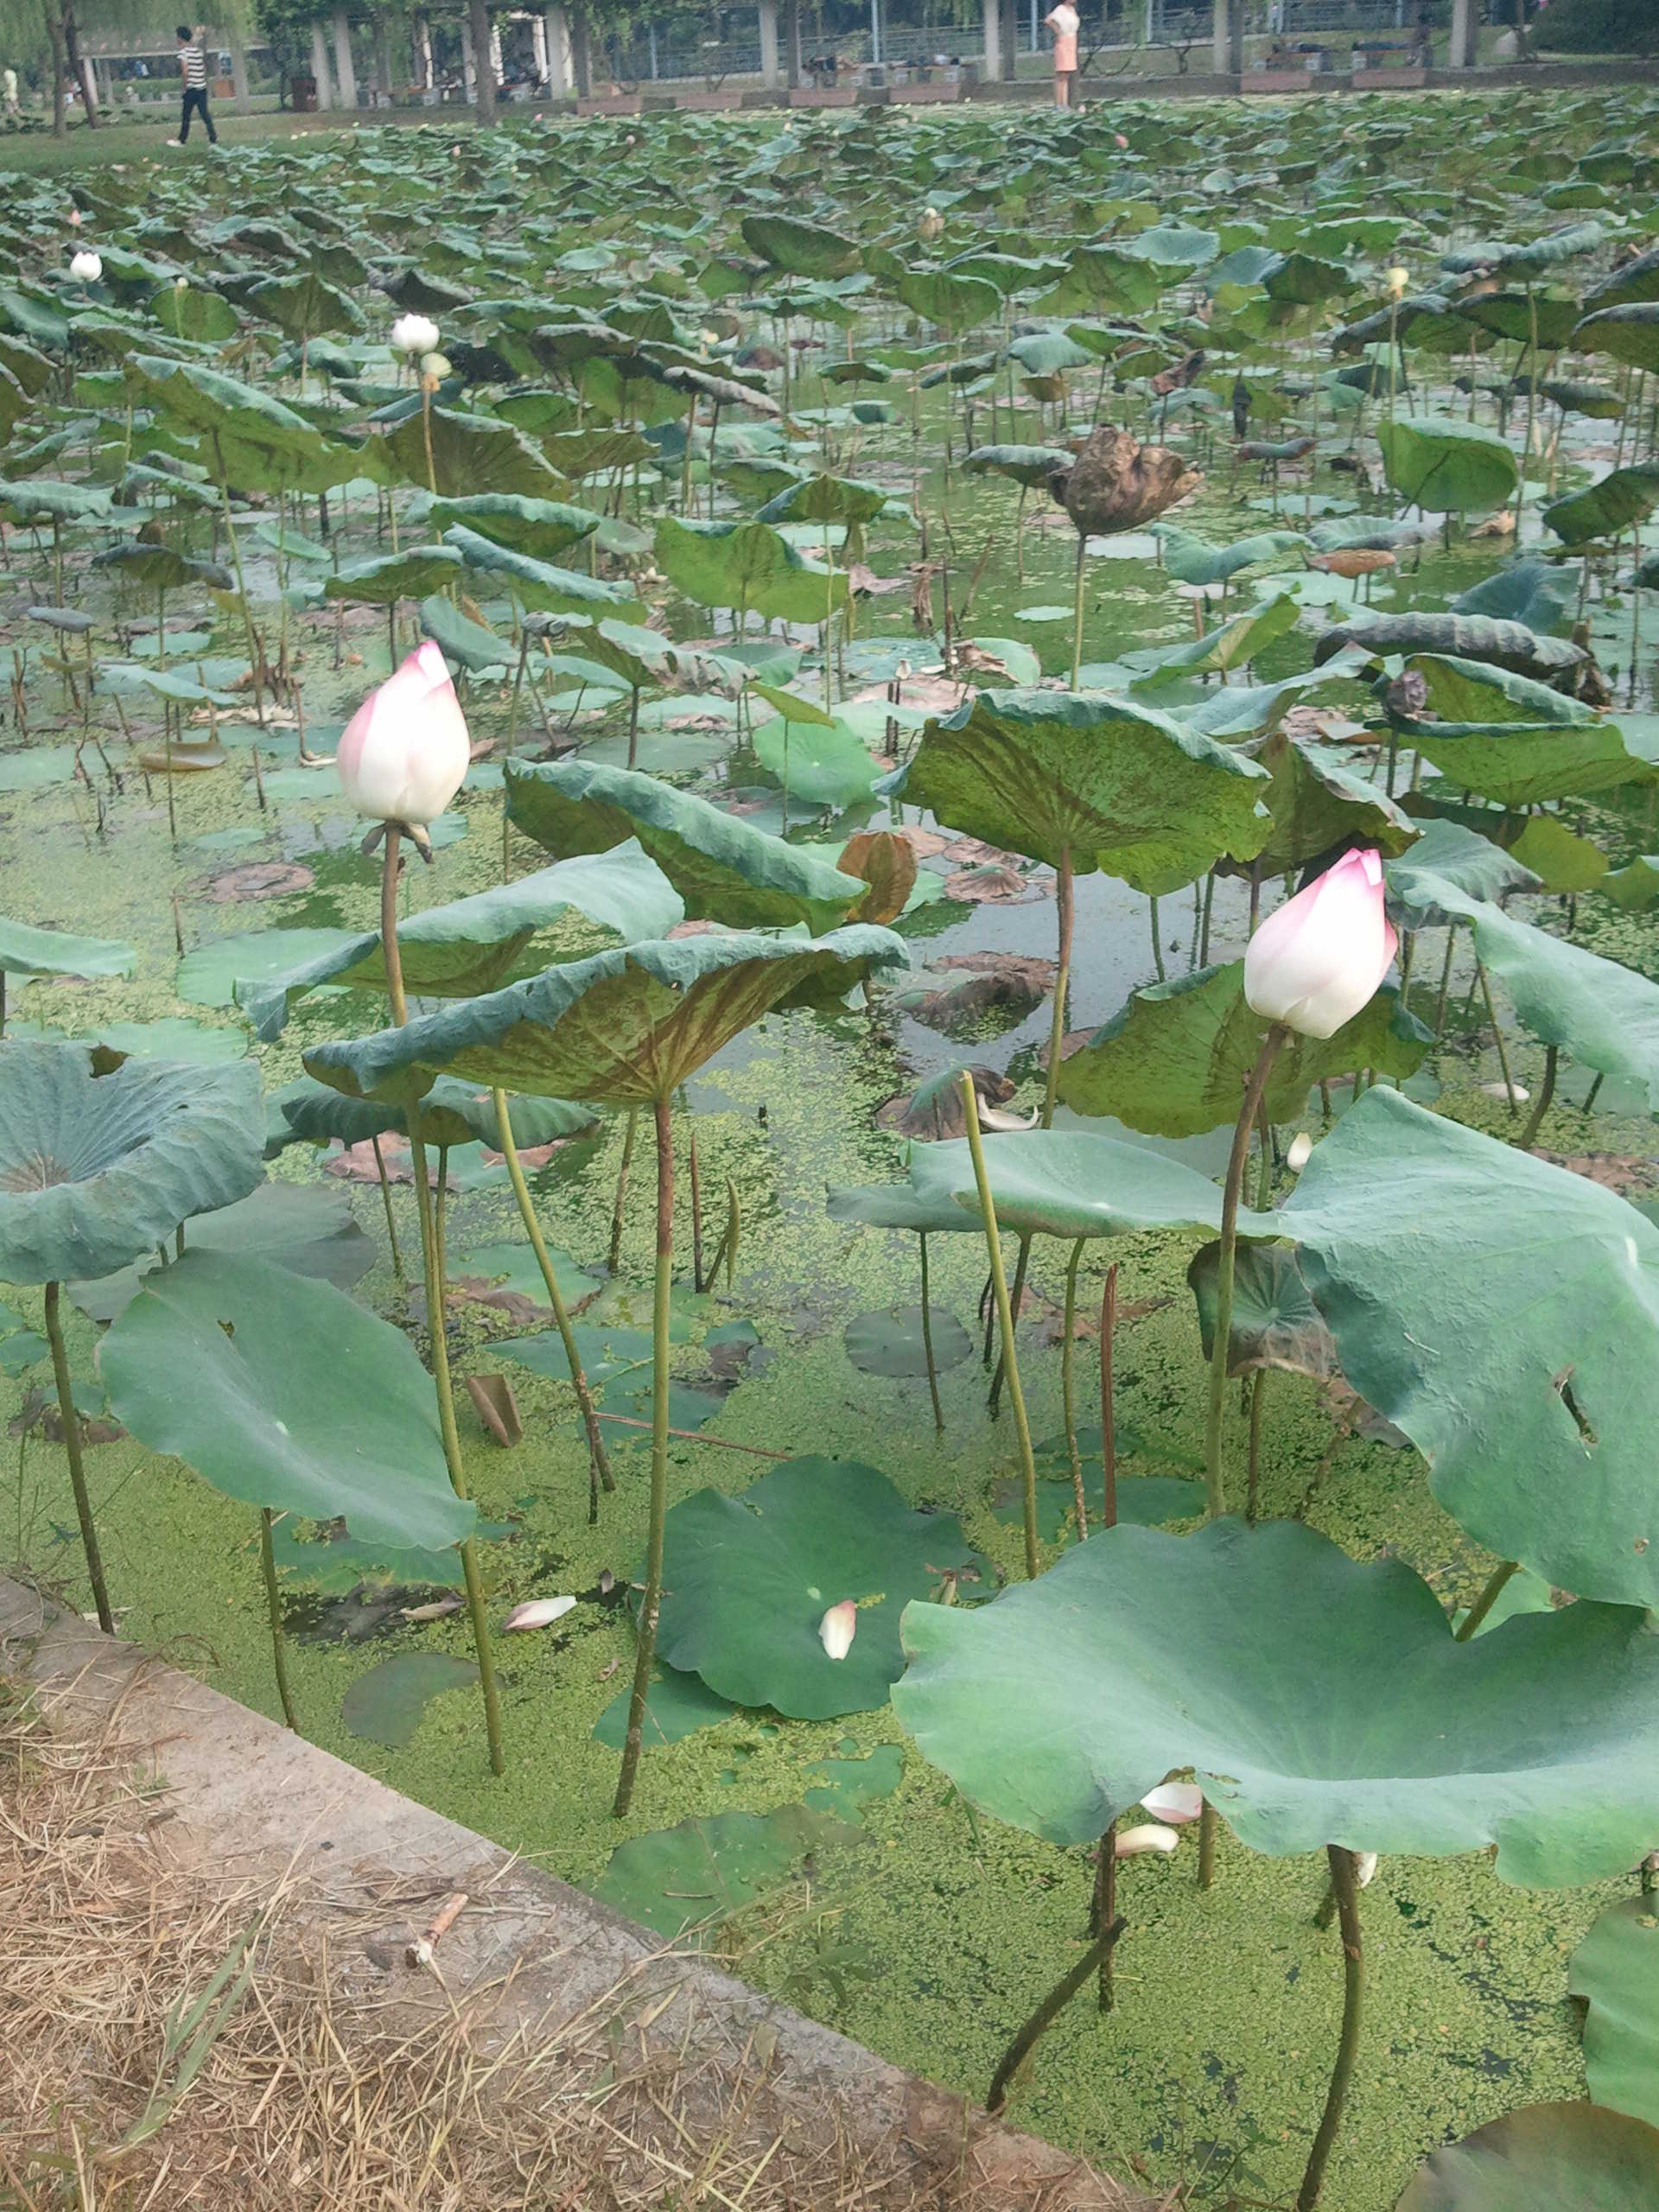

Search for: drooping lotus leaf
xmin=321 ymin=544 xmax=465 ymax=605
xmin=303 ymin=927 xmax=909 ymax=1110
xmin=1282 ymin=1086 xmax=1659 ymax=1608
xmin=1125 ymin=594 xmax=1300 ymax=687
xmin=71 ymin=1179 xmax=374 ymax=1322
xmin=964 ymin=443 xmax=1076 ymax=489
xmin=237 ymin=844 xmax=683 ymax=1040
xmin=0 ymin=917 xmax=135 ymax=983
xmin=1188 ymin=1237 xmax=1338 ymax=1381
xmin=1157 ymin=527 xmax=1306 ymax=586
xmin=1451 ymin=561 xmax=1579 ymax=636
xmin=1544 ymin=460 xmax=1659 ymax=547
xmin=652 ymin=1456 xmax=989 ymax=1720
xmin=418 ymin=593 xmax=512 ymax=675
xmin=1374 ymin=416 xmax=1519 ymax=514
xmin=1569 ymin=1898 xmax=1659 ymax=2128
xmin=1408 ymin=722 xmax=1656 ymax=809
xmin=1394 ymin=2103 xmax=1659 ymax=2212
xmin=895 ymin=1515 xmax=1659 ymax=1885
xmin=504 ymin=760 xmax=865 ymax=932
xmin=741 ymin=213 xmax=861 ymax=281
xmin=0 ymin=1046 xmax=264 ymax=1286
xmin=754 ymin=471 xmax=889 ymax=530
xmin=1393 ymin=652 xmax=1599 ymax=733
xmin=1058 ymin=963 xmax=1429 ymax=1138
xmin=442 ymin=524 xmax=637 ymax=617
xmin=370 ymin=407 xmax=567 ymax=497
xmin=425 ymin=493 xmax=600 ymax=561
xmin=1573 ymin=302 xmax=1659 ymax=373
xmin=890 ymin=690 xmax=1269 ymax=895
xmin=1316 ymin=614 xmax=1585 ymax=683
xmin=277 ymin=1073 xmax=592 ymax=1155
xmin=101 ymin=1250 xmax=473 ymax=1549
xmin=1247 ymin=733 xmax=1419 ymax=874
xmin=1386 ymin=819 xmax=1540 ymax=920
xmin=93 ymin=540 xmax=232 ymax=594
xmin=124 ymin=353 xmax=357 ymax=494
xmin=246 ymin=270 xmax=365 ymax=340
xmin=1502 ymin=815 xmax=1610 ymax=896
xmin=654 ymin=515 xmax=849 ymax=626
xmin=752 ymin=716 xmax=882 ymax=810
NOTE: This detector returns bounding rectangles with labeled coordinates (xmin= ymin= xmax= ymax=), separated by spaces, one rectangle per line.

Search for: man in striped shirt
xmin=168 ymin=24 xmax=218 ymax=145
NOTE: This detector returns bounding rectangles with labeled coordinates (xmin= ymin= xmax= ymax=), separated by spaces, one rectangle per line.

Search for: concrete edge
xmin=0 ymin=1575 xmax=1141 ymax=2212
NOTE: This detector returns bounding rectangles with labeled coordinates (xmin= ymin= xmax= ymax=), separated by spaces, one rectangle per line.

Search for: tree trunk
xmin=469 ymin=0 xmax=497 ymax=118
xmin=63 ymin=2 xmax=97 ymax=126
xmin=44 ymin=0 xmax=67 ymax=137
xmin=570 ymin=2 xmax=592 ymax=94
xmin=785 ymin=0 xmax=801 ymax=84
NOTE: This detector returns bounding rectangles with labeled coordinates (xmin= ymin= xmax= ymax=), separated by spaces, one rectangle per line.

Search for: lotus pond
xmin=6 ymin=81 xmax=1659 ymax=2212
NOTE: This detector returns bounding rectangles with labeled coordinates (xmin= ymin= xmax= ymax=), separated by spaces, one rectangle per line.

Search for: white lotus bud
xmin=337 ymin=640 xmax=471 ymax=829
xmin=392 ymin=311 xmax=441 ymax=357
xmin=419 ymin=350 xmax=450 ymax=382
xmin=174 ymin=274 xmax=188 ymax=293
xmin=1244 ymin=850 xmax=1396 ymax=1039
xmin=1386 ymin=265 xmax=1409 ymax=298
xmin=819 ymin=1599 xmax=857 ymax=1660
xmin=1141 ymin=1781 xmax=1204 ymax=1825
xmin=503 ymin=1595 xmax=576 ymax=1631
xmin=1114 ymin=1822 xmax=1180 ymax=1858
xmin=70 ymin=250 xmax=101 ymax=285
xmin=1287 ymin=1131 xmax=1313 ymax=1173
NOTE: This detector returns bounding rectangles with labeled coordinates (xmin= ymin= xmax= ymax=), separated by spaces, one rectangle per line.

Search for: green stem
xmin=1477 ymin=963 xmax=1517 ymax=1114
xmin=259 ymin=1508 xmax=299 ymax=1732
xmin=1454 ymin=1559 xmax=1518 ymax=1642
xmin=209 ymin=430 xmax=264 ymax=728
xmin=1091 ymin=1827 xmax=1118 ymax=2013
xmin=1295 ymin=1847 xmax=1364 ymax=2212
xmin=1070 ymin=531 xmax=1087 ymax=692
xmin=492 ymin=1086 xmax=613 ymax=1510
xmin=1204 ymin=1025 xmax=1287 ymax=1518
xmin=1518 ymin=1043 xmax=1557 ymax=1149
xmin=370 ymin=1135 xmax=403 ymax=1276
xmin=918 ymin=1233 xmax=944 ymax=1434
xmin=1099 ymin=1262 xmax=1117 ymax=1529
xmin=612 ymin=1094 xmax=675 ymax=1821
xmin=1061 ymin=1236 xmax=1087 ymax=1539
xmin=985 ymin=1911 xmax=1128 ymax=2115
xmin=1246 ymin=1369 xmax=1267 ymax=1525
xmin=43 ymin=1280 xmax=112 ymax=1635
xmin=382 ymin=827 xmax=505 ymax=1778
xmin=961 ymin=1074 xmax=1040 ymax=1580
xmin=608 ymin=1107 xmax=638 ymax=1275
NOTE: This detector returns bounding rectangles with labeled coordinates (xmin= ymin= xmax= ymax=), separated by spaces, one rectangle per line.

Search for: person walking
xmin=167 ymin=24 xmax=217 ymax=145
xmin=2 ymin=65 xmax=20 ymax=124
xmin=1045 ymin=1 xmax=1079 ymax=107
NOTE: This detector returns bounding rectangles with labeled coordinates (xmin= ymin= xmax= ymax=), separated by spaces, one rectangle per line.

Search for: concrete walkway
xmin=0 ymin=1574 xmax=1142 ymax=2210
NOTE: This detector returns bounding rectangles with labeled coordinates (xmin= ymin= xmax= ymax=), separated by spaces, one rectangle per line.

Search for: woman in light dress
xmin=1045 ymin=3 xmax=1079 ymax=107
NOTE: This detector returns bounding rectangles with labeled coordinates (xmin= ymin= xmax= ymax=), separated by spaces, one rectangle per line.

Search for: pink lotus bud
xmin=819 ymin=1599 xmax=857 ymax=1660
xmin=1114 ymin=132 xmax=1128 ymax=148
xmin=1243 ymin=849 xmax=1397 ymax=1040
xmin=337 ymin=640 xmax=471 ymax=829
xmin=1114 ymin=1822 xmax=1180 ymax=1858
xmin=1141 ymin=1781 xmax=1204 ymax=1825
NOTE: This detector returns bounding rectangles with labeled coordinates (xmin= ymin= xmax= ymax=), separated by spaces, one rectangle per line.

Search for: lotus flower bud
xmin=1114 ymin=1822 xmax=1180 ymax=1858
xmin=420 ymin=350 xmax=450 ymax=384
xmin=392 ymin=311 xmax=441 ymax=357
xmin=503 ymin=1594 xmax=576 ymax=1631
xmin=1386 ymin=265 xmax=1409 ymax=298
xmin=1243 ymin=849 xmax=1397 ymax=1041
xmin=1141 ymin=1781 xmax=1204 ymax=1825
xmin=1114 ymin=132 xmax=1128 ymax=149
xmin=1287 ymin=1130 xmax=1313 ymax=1173
xmin=70 ymin=250 xmax=101 ymax=284
xmin=175 ymin=274 xmax=188 ymax=293
xmin=67 ymin=205 xmax=82 ymax=226
xmin=819 ymin=1599 xmax=857 ymax=1660
xmin=918 ymin=206 xmax=944 ymax=244
xmin=336 ymin=639 xmax=471 ymax=830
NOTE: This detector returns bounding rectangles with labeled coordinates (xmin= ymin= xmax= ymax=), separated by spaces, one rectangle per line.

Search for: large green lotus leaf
xmin=0 ymin=917 xmax=135 ymax=982
xmin=238 ymin=844 xmax=683 ymax=1040
xmin=1569 ymin=1898 xmax=1659 ymax=2128
xmin=752 ymin=717 xmax=882 ymax=810
xmin=0 ymin=1046 xmax=264 ymax=1287
xmin=1375 ymin=416 xmax=1519 ymax=514
xmin=1573 ymin=302 xmax=1659 ymax=373
xmin=303 ymin=927 xmax=908 ymax=1109
xmin=1394 ymin=2103 xmax=1659 ymax=2212
xmin=964 ymin=442 xmax=1076 ymax=489
xmin=0 ymin=477 xmax=112 ymax=524
xmin=1318 ymin=613 xmax=1585 ymax=683
xmin=654 ymin=515 xmax=849 ymax=626
xmin=101 ymin=1249 xmax=473 ymax=1550
xmin=1396 ymin=652 xmax=1600 ymax=732
xmin=418 ymin=594 xmax=512 ymax=675
xmin=1407 ymin=723 xmax=1657 ymax=808
xmin=1126 ymin=595 xmax=1300 ymax=688
xmin=1058 ymin=963 xmax=1429 ymax=1138
xmin=1451 ymin=561 xmax=1579 ymax=637
xmin=1158 ymin=527 xmax=1306 ymax=586
xmin=652 ymin=1456 xmax=988 ymax=1720
xmin=369 ymin=408 xmax=566 ymax=497
xmin=1393 ymin=866 xmax=1659 ymax=1104
xmin=321 ymin=544 xmax=465 ymax=606
xmin=425 ymin=493 xmax=599 ymax=561
xmin=1386 ymin=820 xmax=1540 ymax=920
xmin=124 ymin=353 xmax=356 ymax=494
xmin=504 ymin=760 xmax=864 ymax=932
xmin=590 ymin=1662 xmax=736 ymax=1750
xmin=754 ymin=471 xmax=889 ymax=529
xmin=149 ymin=283 xmax=240 ymax=344
xmin=893 ymin=267 xmax=1001 ymax=330
xmin=893 ymin=690 xmax=1270 ymax=894
xmin=1282 ymin=1086 xmax=1659 ymax=1607
xmin=71 ymin=1179 xmax=373 ymax=1322
xmin=247 ymin=270 xmax=365 ymax=340
xmin=741 ymin=213 xmax=861 ymax=280
xmin=442 ymin=524 xmax=636 ymax=617
xmin=1249 ymin=733 xmax=1418 ymax=874
xmin=888 ymin=1128 xmax=1272 ymax=1242
xmin=1544 ymin=461 xmax=1659 ymax=547
xmin=895 ymin=1515 xmax=1659 ymax=1885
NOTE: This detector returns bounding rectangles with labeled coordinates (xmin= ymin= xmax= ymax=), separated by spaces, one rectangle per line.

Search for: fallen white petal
xmin=1479 ymin=1081 xmax=1529 ymax=1103
xmin=1356 ymin=1852 xmax=1379 ymax=1888
xmin=1141 ymin=1782 xmax=1205 ymax=1826
xmin=978 ymin=1103 xmax=1040 ymax=1132
xmin=504 ymin=1595 xmax=577 ymax=1632
xmin=1114 ymin=1822 xmax=1180 ymax=1859
xmin=1287 ymin=1131 xmax=1313 ymax=1173
xmin=819 ymin=1599 xmax=857 ymax=1660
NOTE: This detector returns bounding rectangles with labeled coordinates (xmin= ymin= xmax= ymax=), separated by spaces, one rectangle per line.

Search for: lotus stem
xmin=370 ymin=1135 xmax=403 ymax=1276
xmin=1091 ymin=1824 xmax=1118 ymax=2013
xmin=1518 ymin=1044 xmax=1558 ymax=1149
xmin=918 ymin=1232 xmax=945 ymax=1433
xmin=209 ymin=430 xmax=264 ymax=727
xmin=1204 ymin=1024 xmax=1287 ymax=1519
xmin=382 ymin=826 xmax=505 ymax=1779
xmin=42 ymin=1280 xmax=113 ymax=1636
xmin=1062 ymin=1236 xmax=1086 ymax=1538
xmin=961 ymin=1074 xmax=1039 ymax=1580
xmin=1070 ymin=532 xmax=1087 ymax=692
xmin=1246 ymin=1369 xmax=1267 ymax=1525
xmin=1099 ymin=1261 xmax=1118 ymax=1529
xmin=259 ymin=1508 xmax=299 ymax=1732
xmin=985 ymin=1911 xmax=1128 ymax=2115
xmin=1584 ymin=1071 xmax=1605 ymax=1113
xmin=687 ymin=1111 xmax=705 ymax=1291
xmin=608 ymin=1107 xmax=638 ymax=1274
xmin=613 ymin=1094 xmax=675 ymax=1821
xmin=1149 ymin=893 xmax=1166 ymax=982
xmin=1296 ymin=1846 xmax=1364 ymax=2212
xmin=491 ymin=1086 xmax=613 ymax=1516
xmin=1476 ymin=963 xmax=1517 ymax=1114
xmin=1454 ymin=1559 xmax=1519 ymax=1642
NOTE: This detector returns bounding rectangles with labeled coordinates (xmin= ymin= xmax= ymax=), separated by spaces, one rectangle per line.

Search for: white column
xmin=373 ymin=16 xmax=393 ymax=99
xmin=531 ymin=13 xmax=548 ymax=79
xmin=229 ymin=32 xmax=251 ymax=111
xmin=332 ymin=7 xmax=358 ymax=105
xmin=759 ymin=0 xmax=780 ymax=86
xmin=982 ymin=0 xmax=1000 ymax=77
xmin=460 ymin=11 xmax=475 ymax=91
xmin=543 ymin=2 xmax=574 ymax=89
xmin=490 ymin=22 xmax=504 ymax=84
xmin=309 ymin=20 xmax=334 ymax=108
xmin=1449 ymin=0 xmax=1475 ymax=65
xmin=415 ymin=15 xmax=434 ymax=87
